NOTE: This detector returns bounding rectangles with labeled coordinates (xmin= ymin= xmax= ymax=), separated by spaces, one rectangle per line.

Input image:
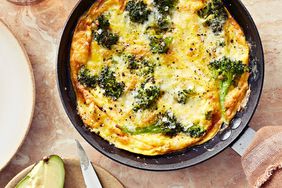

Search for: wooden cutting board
xmin=5 ymin=159 xmax=124 ymax=188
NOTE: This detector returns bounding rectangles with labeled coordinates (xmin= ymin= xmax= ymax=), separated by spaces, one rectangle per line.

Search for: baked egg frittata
xmin=70 ymin=0 xmax=250 ymax=155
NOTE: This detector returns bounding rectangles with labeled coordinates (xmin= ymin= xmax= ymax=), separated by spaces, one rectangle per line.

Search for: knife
xmin=75 ymin=140 xmax=103 ymax=188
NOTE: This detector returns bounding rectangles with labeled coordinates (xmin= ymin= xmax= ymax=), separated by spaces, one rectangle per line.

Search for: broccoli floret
xmin=151 ymin=0 xmax=176 ymax=33
xmin=176 ymin=89 xmax=195 ymax=104
xmin=133 ymin=79 xmax=161 ymax=111
xmin=122 ymin=111 xmax=183 ymax=136
xmin=93 ymin=29 xmax=119 ymax=49
xmin=209 ymin=57 xmax=249 ymax=112
xmin=156 ymin=14 xmax=172 ymax=32
xmin=122 ymin=112 xmax=206 ymax=138
xmin=205 ymin=16 xmax=227 ymax=33
xmin=96 ymin=15 xmax=110 ymax=29
xmin=125 ymin=1 xmax=151 ymax=24
xmin=93 ymin=14 xmax=119 ymax=49
xmin=149 ymin=35 xmax=172 ymax=53
xmin=79 ymin=66 xmax=125 ymax=100
xmin=155 ymin=111 xmax=183 ymax=136
xmin=153 ymin=0 xmax=177 ymax=15
xmin=141 ymin=60 xmax=155 ymax=75
xmin=198 ymin=0 xmax=226 ymax=18
xmin=127 ymin=55 xmax=139 ymax=70
xmin=77 ymin=66 xmax=98 ymax=88
xmin=126 ymin=55 xmax=155 ymax=75
xmin=145 ymin=2 xmax=173 ymax=34
xmin=146 ymin=15 xmax=171 ymax=33
xmin=146 ymin=16 xmax=171 ymax=35
xmin=197 ymin=0 xmax=228 ymax=33
xmin=98 ymin=67 xmax=125 ymax=100
xmin=186 ymin=124 xmax=206 ymax=138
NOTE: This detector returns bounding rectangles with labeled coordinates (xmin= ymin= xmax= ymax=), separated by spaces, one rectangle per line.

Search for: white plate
xmin=0 ymin=20 xmax=35 ymax=171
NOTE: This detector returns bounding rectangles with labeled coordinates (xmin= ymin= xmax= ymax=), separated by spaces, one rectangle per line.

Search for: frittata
xmin=70 ymin=0 xmax=250 ymax=155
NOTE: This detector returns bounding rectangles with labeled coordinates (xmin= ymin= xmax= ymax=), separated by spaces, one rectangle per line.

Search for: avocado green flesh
xmin=16 ymin=155 xmax=65 ymax=188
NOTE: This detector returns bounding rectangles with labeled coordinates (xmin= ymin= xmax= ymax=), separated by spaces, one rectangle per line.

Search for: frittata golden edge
xmin=70 ymin=0 xmax=250 ymax=156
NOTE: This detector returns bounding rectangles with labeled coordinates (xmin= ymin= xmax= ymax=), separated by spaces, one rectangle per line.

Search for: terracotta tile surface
xmin=0 ymin=0 xmax=281 ymax=187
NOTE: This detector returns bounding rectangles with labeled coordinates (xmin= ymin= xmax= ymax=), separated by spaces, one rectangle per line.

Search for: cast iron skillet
xmin=57 ymin=0 xmax=264 ymax=171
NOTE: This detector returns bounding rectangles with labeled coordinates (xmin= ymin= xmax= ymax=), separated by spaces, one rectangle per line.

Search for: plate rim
xmin=0 ymin=19 xmax=36 ymax=171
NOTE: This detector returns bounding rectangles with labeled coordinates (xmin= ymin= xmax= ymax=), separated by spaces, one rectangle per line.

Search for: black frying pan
xmin=57 ymin=0 xmax=264 ymax=171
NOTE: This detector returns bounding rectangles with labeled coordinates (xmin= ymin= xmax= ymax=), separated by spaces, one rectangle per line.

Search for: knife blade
xmin=75 ymin=140 xmax=103 ymax=188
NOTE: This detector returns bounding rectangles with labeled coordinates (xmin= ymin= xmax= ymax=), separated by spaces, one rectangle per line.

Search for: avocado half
xmin=15 ymin=155 xmax=65 ymax=188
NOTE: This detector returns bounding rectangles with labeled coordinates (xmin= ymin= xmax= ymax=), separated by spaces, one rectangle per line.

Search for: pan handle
xmin=230 ymin=127 xmax=256 ymax=156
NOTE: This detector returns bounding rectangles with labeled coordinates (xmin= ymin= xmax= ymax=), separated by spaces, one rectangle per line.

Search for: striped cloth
xmin=241 ymin=126 xmax=282 ymax=188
